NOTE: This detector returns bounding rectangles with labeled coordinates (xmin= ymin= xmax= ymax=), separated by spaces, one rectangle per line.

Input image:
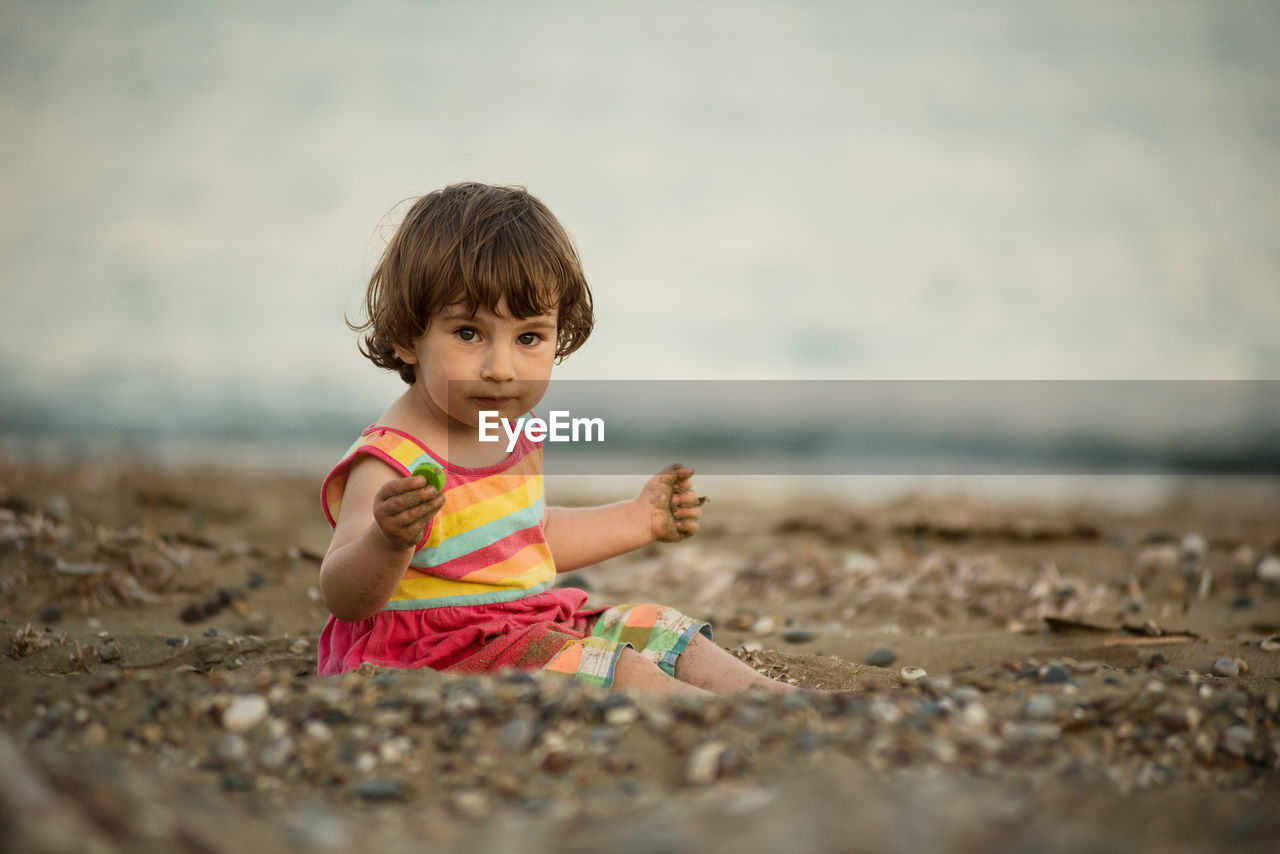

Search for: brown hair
xmin=351 ymin=183 xmax=594 ymax=383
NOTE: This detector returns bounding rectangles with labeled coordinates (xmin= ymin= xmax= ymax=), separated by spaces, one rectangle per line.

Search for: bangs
xmin=451 ymin=217 xmax=570 ymax=320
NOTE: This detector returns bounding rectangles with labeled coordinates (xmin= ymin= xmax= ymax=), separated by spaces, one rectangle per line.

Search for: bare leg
xmin=673 ymin=634 xmax=800 ymax=694
xmin=610 ymin=647 xmax=711 ymax=696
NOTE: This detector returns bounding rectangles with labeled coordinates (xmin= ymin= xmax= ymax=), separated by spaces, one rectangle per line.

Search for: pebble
xmin=782 ymin=629 xmax=815 ymax=644
xmin=900 ymin=666 xmax=926 ymax=683
xmin=867 ymin=648 xmax=896 ymax=667
xmin=221 ymin=773 xmax=255 ymax=792
xmin=920 ymin=676 xmax=953 ymax=698
xmin=499 ymin=717 xmax=537 ymax=753
xmin=39 ymin=607 xmax=62 ymax=624
xmin=222 ymin=695 xmax=270 ymax=732
xmin=259 ymin=737 xmax=295 ymax=770
xmin=303 ymin=721 xmax=332 ymax=742
xmin=216 ymin=733 xmax=249 ymax=763
xmin=354 ymin=779 xmax=406 ymax=801
xmin=1261 ymin=636 xmax=1280 ymax=653
xmin=685 ymin=741 xmax=729 ymax=785
xmin=1180 ymin=533 xmax=1207 ymax=563
xmin=1040 ymin=664 xmax=1071 ymax=684
xmin=1024 ymin=694 xmax=1056 ymax=720
xmin=1211 ymin=658 xmax=1240 ymax=678
xmin=1220 ymin=725 xmax=1256 ymax=758
xmin=451 ymin=789 xmax=489 ymax=818
xmin=1256 ymin=554 xmax=1280 ymax=583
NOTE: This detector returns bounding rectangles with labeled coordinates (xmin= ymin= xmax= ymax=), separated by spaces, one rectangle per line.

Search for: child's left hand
xmin=639 ymin=463 xmax=706 ymax=543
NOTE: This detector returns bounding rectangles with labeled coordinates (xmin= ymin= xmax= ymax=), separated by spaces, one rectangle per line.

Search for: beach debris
xmin=900 ymin=666 xmax=926 ymax=683
xmin=1210 ymin=658 xmax=1242 ymax=678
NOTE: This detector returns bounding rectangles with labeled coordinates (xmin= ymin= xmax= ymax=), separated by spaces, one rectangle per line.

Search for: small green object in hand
xmin=410 ymin=461 xmax=446 ymax=492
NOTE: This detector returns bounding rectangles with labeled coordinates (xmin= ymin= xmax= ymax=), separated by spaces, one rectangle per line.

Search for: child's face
xmin=395 ymin=298 xmax=559 ymax=433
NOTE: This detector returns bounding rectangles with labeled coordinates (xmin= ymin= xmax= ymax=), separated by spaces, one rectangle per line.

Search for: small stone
xmin=355 ymin=779 xmax=406 ymax=801
xmin=216 ymin=733 xmax=249 ymax=763
xmin=180 ymin=602 xmax=206 ymax=623
xmin=782 ymin=629 xmax=815 ymax=644
xmin=1024 ymin=694 xmax=1056 ymax=720
xmin=222 ymin=695 xmax=270 ymax=732
xmin=1260 ymin=636 xmax=1280 ymax=653
xmin=260 ymin=737 xmax=295 ymax=770
xmin=1220 ymin=725 xmax=1256 ymax=758
xmin=1180 ymin=533 xmax=1207 ymax=563
xmin=221 ymin=773 xmax=255 ymax=792
xmin=451 ymin=789 xmax=489 ymax=818
xmin=97 ymin=643 xmax=122 ymax=663
xmin=1231 ymin=594 xmax=1254 ymax=610
xmin=542 ymin=751 xmax=573 ymax=775
xmin=1040 ymin=664 xmax=1071 ymax=684
xmin=499 ymin=718 xmax=536 ymax=753
xmin=900 ymin=666 xmax=926 ymax=682
xmin=685 ymin=741 xmax=728 ymax=785
xmin=867 ymin=648 xmax=896 ymax=667
xmin=1160 ymin=707 xmax=1202 ymax=732
xmin=165 ymin=636 xmax=187 ymax=647
xmin=39 ymin=607 xmax=62 ymax=624
xmin=303 ymin=721 xmax=332 ymax=742
xmin=959 ymin=702 xmax=991 ymax=729
xmin=920 ymin=676 xmax=953 ymax=698
xmin=82 ymin=721 xmax=109 ymax=748
xmin=203 ymin=627 xmax=219 ymax=637
xmin=1069 ymin=660 xmax=1103 ymax=674
xmin=1256 ymin=555 xmax=1280 ymax=583
xmin=45 ymin=496 xmax=72 ymax=521
xmin=1211 ymin=658 xmax=1240 ymax=678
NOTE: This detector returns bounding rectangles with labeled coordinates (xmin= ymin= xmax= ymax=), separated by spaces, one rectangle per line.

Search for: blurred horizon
xmin=2 ymin=1 xmax=1278 ymax=478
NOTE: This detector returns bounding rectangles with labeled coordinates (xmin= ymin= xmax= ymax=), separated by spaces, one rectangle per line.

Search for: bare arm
xmin=318 ymin=456 xmax=445 ymax=622
xmin=543 ymin=464 xmax=704 ymax=572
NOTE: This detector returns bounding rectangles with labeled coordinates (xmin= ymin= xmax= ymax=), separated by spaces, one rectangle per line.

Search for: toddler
xmin=318 ymin=182 xmax=796 ymax=695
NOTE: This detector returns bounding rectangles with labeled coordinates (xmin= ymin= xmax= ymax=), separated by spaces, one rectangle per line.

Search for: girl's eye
xmin=517 ymin=332 xmax=543 ymax=346
xmin=455 ymin=327 xmax=478 ymax=342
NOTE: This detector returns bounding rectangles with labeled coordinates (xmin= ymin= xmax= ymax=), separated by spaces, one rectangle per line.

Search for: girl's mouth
xmin=474 ymin=396 xmax=514 ymax=408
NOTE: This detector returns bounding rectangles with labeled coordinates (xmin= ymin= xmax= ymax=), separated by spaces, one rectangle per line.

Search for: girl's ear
xmin=393 ymin=341 xmax=419 ymax=365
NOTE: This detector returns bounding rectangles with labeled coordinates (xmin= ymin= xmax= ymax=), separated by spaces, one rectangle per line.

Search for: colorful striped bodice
xmin=321 ymin=426 xmax=556 ymax=610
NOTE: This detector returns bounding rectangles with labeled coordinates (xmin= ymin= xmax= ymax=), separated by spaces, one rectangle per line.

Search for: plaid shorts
xmin=543 ymin=603 xmax=712 ymax=689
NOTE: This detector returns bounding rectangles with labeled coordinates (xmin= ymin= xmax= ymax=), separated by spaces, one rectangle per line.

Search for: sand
xmin=1 ymin=454 xmax=1278 ymax=853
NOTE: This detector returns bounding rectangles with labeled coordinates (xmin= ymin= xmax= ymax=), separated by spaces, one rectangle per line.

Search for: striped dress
xmin=316 ymin=426 xmax=709 ymax=688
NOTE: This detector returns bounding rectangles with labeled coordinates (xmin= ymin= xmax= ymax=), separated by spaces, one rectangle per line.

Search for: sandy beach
xmin=1 ymin=454 xmax=1278 ymax=853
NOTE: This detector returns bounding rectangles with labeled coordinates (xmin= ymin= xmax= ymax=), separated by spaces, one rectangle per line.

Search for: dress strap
xmin=320 ymin=427 xmax=444 ymax=529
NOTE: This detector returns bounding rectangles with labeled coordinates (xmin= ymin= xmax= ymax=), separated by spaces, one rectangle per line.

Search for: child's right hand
xmin=372 ymin=475 xmax=445 ymax=551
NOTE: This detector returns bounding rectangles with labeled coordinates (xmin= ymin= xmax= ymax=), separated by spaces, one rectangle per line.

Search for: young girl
xmin=318 ymin=182 xmax=796 ymax=695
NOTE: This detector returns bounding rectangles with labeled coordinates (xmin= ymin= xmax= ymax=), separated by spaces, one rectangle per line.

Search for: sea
xmin=1 ymin=1 xmax=1278 ymax=501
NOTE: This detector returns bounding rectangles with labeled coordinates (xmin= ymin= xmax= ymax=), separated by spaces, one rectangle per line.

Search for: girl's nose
xmin=480 ymin=343 xmax=516 ymax=381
